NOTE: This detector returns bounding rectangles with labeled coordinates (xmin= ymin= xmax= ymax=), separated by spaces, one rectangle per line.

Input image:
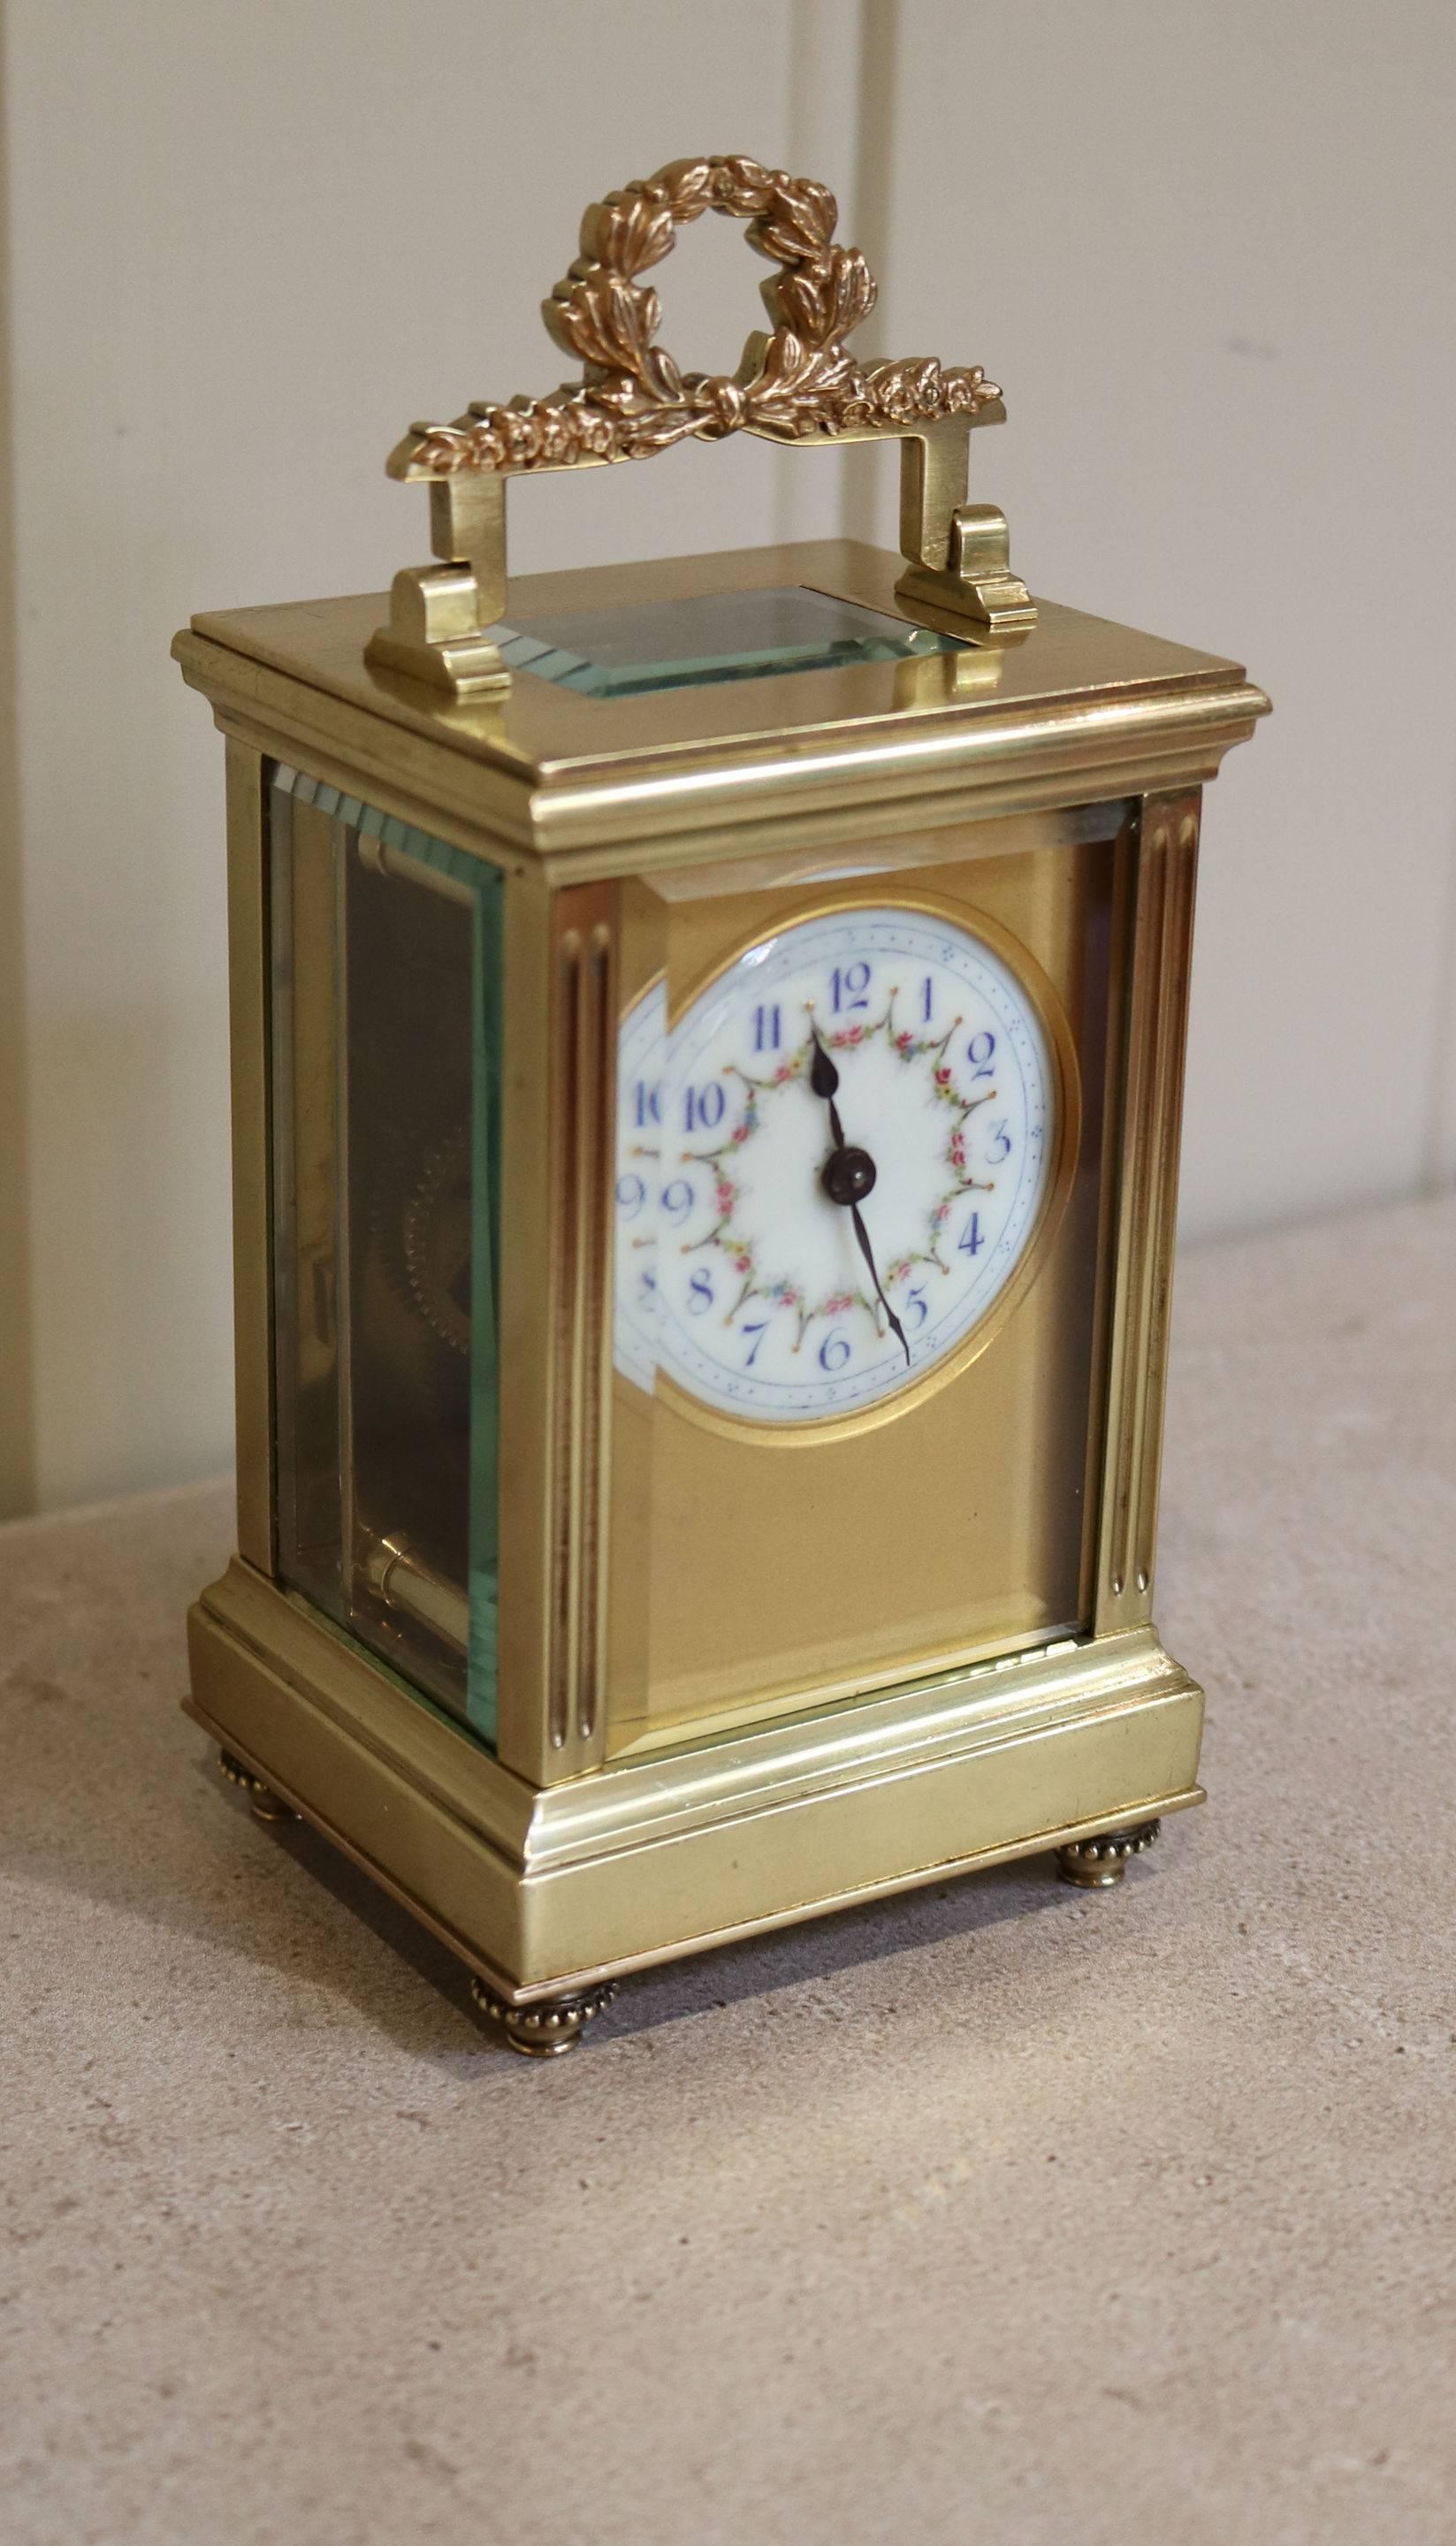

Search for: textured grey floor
xmin=3 ymin=1197 xmax=1453 ymax=2546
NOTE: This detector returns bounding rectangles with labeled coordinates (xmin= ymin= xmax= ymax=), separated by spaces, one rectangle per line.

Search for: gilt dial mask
xmin=616 ymin=904 xmax=1063 ymax=1426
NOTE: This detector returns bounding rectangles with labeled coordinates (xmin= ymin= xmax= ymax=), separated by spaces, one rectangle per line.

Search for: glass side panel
xmin=270 ymin=769 xmax=503 ymax=1745
xmin=488 ymin=584 xmax=964 ymax=698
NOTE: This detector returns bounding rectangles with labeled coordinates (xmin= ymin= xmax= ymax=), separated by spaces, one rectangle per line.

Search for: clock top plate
xmin=175 ymin=539 xmax=1268 ymax=869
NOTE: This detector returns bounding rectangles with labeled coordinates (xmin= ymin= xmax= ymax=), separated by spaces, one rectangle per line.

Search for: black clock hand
xmin=848 ymin=1197 xmax=911 ymax=1367
xmin=809 ymin=1025 xmax=911 ymax=1368
xmin=808 ymin=1028 xmax=848 ymax=1151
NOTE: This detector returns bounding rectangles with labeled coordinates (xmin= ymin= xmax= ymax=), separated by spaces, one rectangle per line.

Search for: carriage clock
xmin=175 ymin=156 xmax=1269 ymax=2054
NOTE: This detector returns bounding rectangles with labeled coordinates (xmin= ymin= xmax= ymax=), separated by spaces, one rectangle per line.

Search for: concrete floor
xmin=3 ymin=1196 xmax=1453 ymax=2546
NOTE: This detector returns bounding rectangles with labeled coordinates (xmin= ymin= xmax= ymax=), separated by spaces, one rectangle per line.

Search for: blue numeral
xmin=633 ymin=1079 xmax=661 ymax=1128
xmin=986 ymin=1118 xmax=1012 ymax=1162
xmin=752 ymin=1004 xmax=781 ymax=1053
xmin=818 ymin=1328 xmax=851 ymax=1372
xmin=684 ymin=1083 xmax=725 ymax=1132
xmin=958 ymin=1210 xmax=986 ymax=1257
xmin=662 ymin=1178 xmax=694 ymax=1223
xmin=688 ymin=1269 xmax=714 ymax=1315
xmin=830 ymin=960 xmax=871 ymax=1014
xmin=968 ymin=1030 xmax=996 ymax=1079
xmin=615 ymin=1172 xmax=646 ymax=1220
xmin=905 ymin=1283 xmax=929 ymax=1329
xmin=921 ymin=975 xmax=934 ymax=1024
xmin=742 ymin=1320 xmax=769 ymax=1367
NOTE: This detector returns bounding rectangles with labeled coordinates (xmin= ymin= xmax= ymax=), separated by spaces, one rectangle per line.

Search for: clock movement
xmin=175 ymin=156 xmax=1269 ymax=2052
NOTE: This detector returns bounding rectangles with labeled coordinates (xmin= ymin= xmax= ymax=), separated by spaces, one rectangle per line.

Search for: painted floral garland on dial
xmin=615 ymin=908 xmax=1057 ymax=1422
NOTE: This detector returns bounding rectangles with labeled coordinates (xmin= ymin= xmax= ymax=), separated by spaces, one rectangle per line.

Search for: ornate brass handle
xmin=368 ymin=155 xmax=1034 ymax=698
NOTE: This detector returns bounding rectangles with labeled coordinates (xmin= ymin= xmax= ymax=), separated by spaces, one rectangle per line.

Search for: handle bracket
xmin=366 ymin=156 xmax=1033 ymax=697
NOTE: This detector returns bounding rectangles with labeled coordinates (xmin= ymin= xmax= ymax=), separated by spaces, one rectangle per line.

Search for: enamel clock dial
xmin=616 ymin=906 xmax=1058 ymax=1424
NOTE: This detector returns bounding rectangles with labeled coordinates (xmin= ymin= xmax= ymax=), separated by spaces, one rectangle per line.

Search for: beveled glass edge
xmin=268 ymin=762 xmax=503 ymax=1749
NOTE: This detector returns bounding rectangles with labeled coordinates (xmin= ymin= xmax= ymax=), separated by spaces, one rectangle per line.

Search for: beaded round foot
xmin=217 ymin=1747 xmax=295 ymax=1825
xmin=470 ymin=1976 xmax=618 ymax=2058
xmin=1056 ymin=1818 xmax=1162 ymax=1888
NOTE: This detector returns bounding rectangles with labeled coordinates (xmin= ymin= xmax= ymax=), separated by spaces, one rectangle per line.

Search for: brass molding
xmin=367 ymin=156 xmax=1028 ymax=691
xmin=223 ymin=740 xmax=275 ymax=1574
xmin=174 ymin=548 xmax=1269 ymax=875
xmin=546 ymin=892 xmax=616 ymax=1770
xmin=1094 ymin=796 xmax=1201 ymax=1634
xmin=493 ymin=873 xmax=619 ymax=1787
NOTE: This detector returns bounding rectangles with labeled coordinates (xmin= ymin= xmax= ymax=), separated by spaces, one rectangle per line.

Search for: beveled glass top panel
xmin=492 ymin=585 xmax=964 ymax=698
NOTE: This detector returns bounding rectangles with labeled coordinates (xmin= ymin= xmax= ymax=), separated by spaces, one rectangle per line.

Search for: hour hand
xmin=809 ymin=1025 xmax=846 ymax=1153
xmin=809 ymin=1027 xmax=839 ymax=1101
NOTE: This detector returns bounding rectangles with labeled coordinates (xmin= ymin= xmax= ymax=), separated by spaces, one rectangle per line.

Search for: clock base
xmin=1055 ymin=1819 xmax=1162 ymax=1888
xmin=187 ymin=1560 xmax=1204 ymax=2040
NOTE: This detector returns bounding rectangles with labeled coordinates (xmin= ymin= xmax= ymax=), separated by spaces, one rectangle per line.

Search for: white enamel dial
xmin=614 ymin=907 xmax=1058 ymax=1424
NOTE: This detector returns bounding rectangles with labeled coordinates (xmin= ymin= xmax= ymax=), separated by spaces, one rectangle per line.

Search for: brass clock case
xmin=172 ymin=151 xmax=1269 ymax=2044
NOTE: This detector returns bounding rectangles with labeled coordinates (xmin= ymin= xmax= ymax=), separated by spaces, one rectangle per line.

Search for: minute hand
xmin=809 ymin=1025 xmax=911 ymax=1368
xmin=848 ymin=1197 xmax=911 ymax=1368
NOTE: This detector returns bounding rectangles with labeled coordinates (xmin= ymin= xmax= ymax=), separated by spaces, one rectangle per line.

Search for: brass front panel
xmin=606 ymin=806 xmax=1127 ymax=1752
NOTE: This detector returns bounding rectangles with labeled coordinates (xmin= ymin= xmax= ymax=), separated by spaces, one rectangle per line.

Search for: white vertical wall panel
xmin=863 ymin=0 xmax=1456 ymax=1240
xmin=4 ymin=0 xmax=852 ymax=1509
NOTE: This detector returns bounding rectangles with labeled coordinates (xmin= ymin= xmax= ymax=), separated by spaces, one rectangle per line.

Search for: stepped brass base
xmin=187 ymin=1563 xmax=1203 ymax=2046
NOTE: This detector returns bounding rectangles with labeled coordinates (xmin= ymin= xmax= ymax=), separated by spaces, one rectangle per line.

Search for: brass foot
xmin=217 ymin=1747 xmax=296 ymax=1825
xmin=470 ymin=1976 xmax=618 ymax=2059
xmin=1056 ymin=1818 xmax=1161 ymax=1888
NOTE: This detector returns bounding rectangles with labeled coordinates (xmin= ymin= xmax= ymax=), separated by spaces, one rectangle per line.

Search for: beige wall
xmin=864 ymin=0 xmax=1456 ymax=1244
xmin=1 ymin=0 xmax=1452 ymax=1514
